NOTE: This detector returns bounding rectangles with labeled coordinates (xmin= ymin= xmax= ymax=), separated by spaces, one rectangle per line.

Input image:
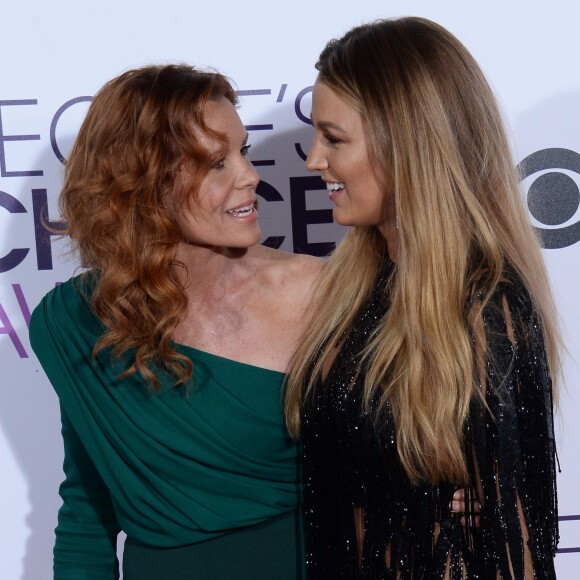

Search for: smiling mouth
xmin=326 ymin=182 xmax=345 ymax=192
xmin=226 ymin=202 xmax=256 ymax=217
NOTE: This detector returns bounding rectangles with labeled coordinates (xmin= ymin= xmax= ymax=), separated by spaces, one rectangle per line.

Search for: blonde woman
xmin=286 ymin=18 xmax=559 ymax=579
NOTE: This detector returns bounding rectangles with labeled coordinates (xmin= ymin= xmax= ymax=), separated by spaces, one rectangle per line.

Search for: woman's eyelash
xmin=323 ymin=133 xmax=342 ymax=145
xmin=213 ymin=144 xmax=251 ymax=169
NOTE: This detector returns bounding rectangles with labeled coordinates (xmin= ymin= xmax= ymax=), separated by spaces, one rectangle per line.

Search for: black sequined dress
xmin=301 ymin=266 xmax=558 ymax=579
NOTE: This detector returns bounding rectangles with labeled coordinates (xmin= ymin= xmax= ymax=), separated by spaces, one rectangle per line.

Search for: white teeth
xmin=326 ymin=182 xmax=346 ymax=192
xmin=226 ymin=203 xmax=254 ymax=217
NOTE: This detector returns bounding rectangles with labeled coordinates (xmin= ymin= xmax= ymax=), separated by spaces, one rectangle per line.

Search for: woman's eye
xmin=241 ymin=144 xmax=252 ymax=156
xmin=213 ymin=157 xmax=226 ymax=170
xmin=323 ymin=133 xmax=342 ymax=145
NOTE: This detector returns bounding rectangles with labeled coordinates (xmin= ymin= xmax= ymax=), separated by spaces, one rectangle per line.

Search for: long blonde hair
xmin=285 ymin=17 xmax=559 ymax=485
xmin=60 ymin=65 xmax=236 ymax=388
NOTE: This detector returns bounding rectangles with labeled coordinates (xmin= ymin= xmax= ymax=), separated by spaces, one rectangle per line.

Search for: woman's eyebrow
xmin=313 ymin=119 xmax=350 ymax=135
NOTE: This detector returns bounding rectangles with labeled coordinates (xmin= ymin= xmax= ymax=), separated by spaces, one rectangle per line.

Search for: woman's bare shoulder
xmin=250 ymin=246 xmax=325 ymax=297
xmin=252 ymin=245 xmax=324 ymax=274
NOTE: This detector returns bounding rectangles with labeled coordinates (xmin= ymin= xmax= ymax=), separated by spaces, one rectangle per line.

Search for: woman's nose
xmin=306 ymin=139 xmax=328 ymax=172
xmin=241 ymin=158 xmax=260 ymax=190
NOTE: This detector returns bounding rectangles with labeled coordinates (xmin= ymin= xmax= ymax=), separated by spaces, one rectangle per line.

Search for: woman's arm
xmin=54 ymin=407 xmax=121 ymax=580
xmin=467 ymin=280 xmax=558 ymax=579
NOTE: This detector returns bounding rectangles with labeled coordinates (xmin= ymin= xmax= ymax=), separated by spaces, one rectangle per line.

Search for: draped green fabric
xmin=30 ymin=276 xmax=302 ymax=578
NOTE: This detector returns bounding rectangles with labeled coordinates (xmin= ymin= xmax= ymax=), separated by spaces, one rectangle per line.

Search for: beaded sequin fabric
xmin=301 ymin=265 xmax=558 ymax=579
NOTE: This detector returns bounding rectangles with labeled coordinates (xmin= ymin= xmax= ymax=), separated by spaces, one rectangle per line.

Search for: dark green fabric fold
xmin=30 ymin=275 xmax=302 ymax=578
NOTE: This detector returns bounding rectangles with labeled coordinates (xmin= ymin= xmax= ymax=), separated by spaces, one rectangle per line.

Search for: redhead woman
xmin=286 ymin=17 xmax=560 ymax=579
xmin=30 ymin=65 xmax=321 ymax=580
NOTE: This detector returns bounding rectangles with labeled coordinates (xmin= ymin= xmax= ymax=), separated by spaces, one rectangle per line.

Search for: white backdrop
xmin=1 ymin=1 xmax=579 ymax=578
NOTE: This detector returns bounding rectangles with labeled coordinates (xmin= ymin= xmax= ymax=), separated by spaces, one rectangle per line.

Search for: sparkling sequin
xmin=301 ymin=267 xmax=558 ymax=579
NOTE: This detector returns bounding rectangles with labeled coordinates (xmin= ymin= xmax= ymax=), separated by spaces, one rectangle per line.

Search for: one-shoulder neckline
xmin=172 ymin=342 xmax=286 ymax=377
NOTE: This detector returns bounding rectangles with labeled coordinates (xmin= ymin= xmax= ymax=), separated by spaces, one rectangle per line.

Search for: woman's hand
xmin=450 ymin=487 xmax=481 ymax=527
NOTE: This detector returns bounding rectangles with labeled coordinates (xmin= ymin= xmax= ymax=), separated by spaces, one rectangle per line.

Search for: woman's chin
xmin=332 ymin=209 xmax=353 ymax=227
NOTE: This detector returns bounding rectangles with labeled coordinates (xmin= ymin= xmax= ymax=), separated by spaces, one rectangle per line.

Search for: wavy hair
xmin=285 ymin=17 xmax=560 ymax=485
xmin=60 ymin=64 xmax=237 ymax=388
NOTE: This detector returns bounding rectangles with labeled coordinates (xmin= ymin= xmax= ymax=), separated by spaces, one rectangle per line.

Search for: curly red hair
xmin=60 ymin=64 xmax=237 ymax=388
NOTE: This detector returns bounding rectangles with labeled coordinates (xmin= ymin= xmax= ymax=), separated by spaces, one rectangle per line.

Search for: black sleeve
xmin=465 ymin=280 xmax=558 ymax=579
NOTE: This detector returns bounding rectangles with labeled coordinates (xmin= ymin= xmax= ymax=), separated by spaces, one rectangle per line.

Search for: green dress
xmin=29 ymin=275 xmax=304 ymax=580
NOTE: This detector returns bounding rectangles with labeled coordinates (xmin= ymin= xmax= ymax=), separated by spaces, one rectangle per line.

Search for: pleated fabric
xmin=30 ymin=275 xmax=302 ymax=579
